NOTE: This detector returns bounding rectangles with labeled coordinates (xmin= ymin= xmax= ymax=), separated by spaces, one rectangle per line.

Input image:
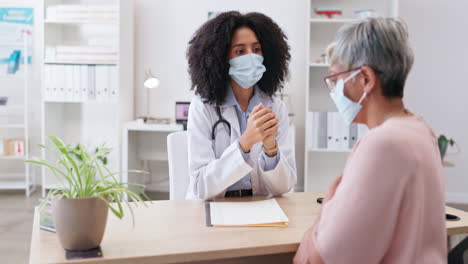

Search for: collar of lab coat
xmin=218 ymin=84 xmax=274 ymax=138
xmin=221 ymin=84 xmax=274 ymax=109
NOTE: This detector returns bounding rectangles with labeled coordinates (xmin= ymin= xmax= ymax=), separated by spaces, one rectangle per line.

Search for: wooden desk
xmin=29 ymin=192 xmax=468 ymax=264
xmin=446 ymin=206 xmax=468 ymax=236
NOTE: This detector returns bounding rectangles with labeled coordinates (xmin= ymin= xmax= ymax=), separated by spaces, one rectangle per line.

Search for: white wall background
xmin=400 ymin=0 xmax=468 ymax=203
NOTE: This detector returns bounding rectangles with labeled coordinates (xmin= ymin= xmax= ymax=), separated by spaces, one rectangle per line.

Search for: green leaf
xmin=29 ymin=136 xmax=150 ymax=220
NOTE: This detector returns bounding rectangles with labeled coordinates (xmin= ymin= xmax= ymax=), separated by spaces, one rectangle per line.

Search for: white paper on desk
xmin=210 ymin=199 xmax=289 ymax=227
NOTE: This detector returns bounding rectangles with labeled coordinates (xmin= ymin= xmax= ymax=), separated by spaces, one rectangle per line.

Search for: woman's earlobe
xmin=364 ymin=81 xmax=374 ymax=95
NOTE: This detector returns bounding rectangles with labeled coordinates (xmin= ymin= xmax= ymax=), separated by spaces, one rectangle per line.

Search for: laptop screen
xmin=175 ymin=102 xmax=190 ymax=121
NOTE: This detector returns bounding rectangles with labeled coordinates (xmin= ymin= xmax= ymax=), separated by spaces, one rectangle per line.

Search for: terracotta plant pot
xmin=52 ymin=197 xmax=108 ymax=251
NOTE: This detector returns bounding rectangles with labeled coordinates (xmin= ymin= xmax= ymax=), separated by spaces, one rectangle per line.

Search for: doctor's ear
xmin=360 ymin=65 xmax=378 ymax=94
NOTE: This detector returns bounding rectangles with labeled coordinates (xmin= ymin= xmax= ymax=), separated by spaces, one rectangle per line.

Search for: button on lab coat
xmin=186 ymin=93 xmax=297 ymax=200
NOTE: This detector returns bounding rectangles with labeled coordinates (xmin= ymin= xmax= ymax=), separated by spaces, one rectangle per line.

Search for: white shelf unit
xmin=0 ymin=124 xmax=25 ymax=128
xmin=0 ymin=180 xmax=34 ymax=190
xmin=0 ymin=31 xmax=36 ymax=196
xmin=40 ymin=0 xmax=134 ymax=197
xmin=0 ymin=155 xmax=26 ymax=160
xmin=304 ymin=0 xmax=399 ymax=192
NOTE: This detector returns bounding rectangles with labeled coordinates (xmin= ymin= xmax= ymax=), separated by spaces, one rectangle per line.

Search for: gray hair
xmin=327 ymin=17 xmax=414 ymax=98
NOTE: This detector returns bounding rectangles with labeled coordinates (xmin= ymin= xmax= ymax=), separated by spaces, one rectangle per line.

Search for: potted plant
xmin=438 ymin=135 xmax=457 ymax=161
xmin=26 ymin=136 xmax=149 ymax=251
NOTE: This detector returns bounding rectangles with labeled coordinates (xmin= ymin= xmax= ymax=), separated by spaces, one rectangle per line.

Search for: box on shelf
xmin=3 ymin=138 xmax=24 ymax=156
xmin=313 ymin=7 xmax=343 ymax=19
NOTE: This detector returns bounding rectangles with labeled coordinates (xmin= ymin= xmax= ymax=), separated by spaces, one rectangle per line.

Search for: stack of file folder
xmin=43 ymin=64 xmax=118 ymax=103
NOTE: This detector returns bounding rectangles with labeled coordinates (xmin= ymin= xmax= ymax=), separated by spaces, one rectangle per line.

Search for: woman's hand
xmin=262 ymin=114 xmax=279 ymax=155
xmin=239 ymin=104 xmax=276 ymax=152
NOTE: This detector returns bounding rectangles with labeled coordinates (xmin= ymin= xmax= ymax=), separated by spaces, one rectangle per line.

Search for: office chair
xmin=167 ymin=131 xmax=190 ymax=200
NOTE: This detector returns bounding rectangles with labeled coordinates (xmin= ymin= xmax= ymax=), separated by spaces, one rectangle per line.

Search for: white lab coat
xmin=186 ymin=92 xmax=297 ymax=200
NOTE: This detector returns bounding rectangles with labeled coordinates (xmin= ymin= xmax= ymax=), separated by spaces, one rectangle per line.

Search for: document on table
xmin=208 ymin=199 xmax=289 ymax=227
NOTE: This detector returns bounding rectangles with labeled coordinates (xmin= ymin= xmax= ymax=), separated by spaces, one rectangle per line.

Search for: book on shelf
xmin=88 ymin=65 xmax=96 ymax=100
xmin=72 ymin=65 xmax=81 ymax=102
xmin=57 ymin=65 xmax=65 ymax=100
xmin=45 ymin=45 xmax=118 ymax=64
xmin=64 ymin=65 xmax=73 ymax=101
xmin=109 ymin=65 xmax=118 ymax=101
xmin=80 ymin=65 xmax=88 ymax=100
xmin=44 ymin=64 xmax=117 ymax=103
xmin=327 ymin=112 xmax=339 ymax=149
xmin=95 ymin=65 xmax=108 ymax=102
xmin=46 ymin=5 xmax=119 ymax=22
xmin=307 ymin=111 xmax=368 ymax=152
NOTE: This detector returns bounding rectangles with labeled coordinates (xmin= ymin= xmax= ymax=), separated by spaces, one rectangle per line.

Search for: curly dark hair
xmin=187 ymin=11 xmax=291 ymax=105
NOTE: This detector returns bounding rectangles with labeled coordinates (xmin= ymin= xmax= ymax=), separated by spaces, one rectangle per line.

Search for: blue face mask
xmin=329 ymin=69 xmax=367 ymax=125
xmin=228 ymin=53 xmax=266 ymax=89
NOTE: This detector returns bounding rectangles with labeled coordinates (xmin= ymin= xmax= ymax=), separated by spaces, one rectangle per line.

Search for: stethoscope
xmin=211 ymin=106 xmax=231 ymax=140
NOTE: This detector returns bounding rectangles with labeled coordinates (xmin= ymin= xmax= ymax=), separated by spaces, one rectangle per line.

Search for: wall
xmin=400 ymin=0 xmax=468 ymax=203
xmin=134 ymin=0 xmax=308 ymax=190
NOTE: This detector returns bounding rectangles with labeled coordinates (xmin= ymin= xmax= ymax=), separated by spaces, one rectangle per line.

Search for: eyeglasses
xmin=323 ymin=67 xmax=362 ymax=92
xmin=324 ymin=65 xmax=382 ymax=92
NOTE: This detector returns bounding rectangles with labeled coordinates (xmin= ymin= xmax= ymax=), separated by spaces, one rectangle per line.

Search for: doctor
xmin=185 ymin=11 xmax=297 ymax=200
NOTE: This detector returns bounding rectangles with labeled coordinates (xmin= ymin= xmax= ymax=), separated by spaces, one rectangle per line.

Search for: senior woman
xmin=294 ymin=17 xmax=446 ymax=263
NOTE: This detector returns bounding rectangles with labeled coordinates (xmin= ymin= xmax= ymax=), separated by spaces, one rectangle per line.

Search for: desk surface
xmin=29 ymin=192 xmax=468 ymax=264
xmin=124 ymin=121 xmax=183 ymax=132
xmin=446 ymin=206 xmax=468 ymax=235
